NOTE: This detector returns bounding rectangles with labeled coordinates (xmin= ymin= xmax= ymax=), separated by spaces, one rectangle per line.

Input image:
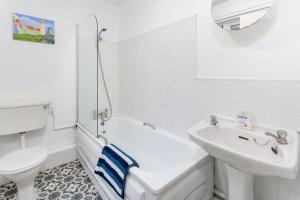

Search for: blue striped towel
xmin=95 ymin=144 xmax=139 ymax=199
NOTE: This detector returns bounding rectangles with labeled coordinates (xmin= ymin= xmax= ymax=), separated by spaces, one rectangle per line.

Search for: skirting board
xmin=0 ymin=144 xmax=77 ymax=186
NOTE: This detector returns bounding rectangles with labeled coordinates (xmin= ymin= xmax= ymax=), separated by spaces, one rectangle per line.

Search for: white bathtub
xmin=76 ymin=115 xmax=214 ymax=200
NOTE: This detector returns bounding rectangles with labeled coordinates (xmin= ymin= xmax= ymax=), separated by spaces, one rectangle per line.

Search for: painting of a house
xmin=13 ymin=13 xmax=55 ymax=44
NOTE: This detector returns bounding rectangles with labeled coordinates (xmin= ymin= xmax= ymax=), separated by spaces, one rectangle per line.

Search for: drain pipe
xmin=49 ymin=106 xmax=75 ymax=131
xmin=19 ymin=132 xmax=27 ymax=149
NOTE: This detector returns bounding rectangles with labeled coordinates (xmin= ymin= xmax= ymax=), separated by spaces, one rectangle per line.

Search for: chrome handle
xmin=210 ymin=115 xmax=219 ymax=126
xmin=210 ymin=115 xmax=217 ymax=121
xmin=143 ymin=122 xmax=156 ymax=130
xmin=265 ymin=131 xmax=288 ymax=145
xmin=277 ymin=130 xmax=287 ymax=139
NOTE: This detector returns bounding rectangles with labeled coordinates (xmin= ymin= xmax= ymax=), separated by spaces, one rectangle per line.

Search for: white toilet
xmin=0 ymin=99 xmax=50 ymax=200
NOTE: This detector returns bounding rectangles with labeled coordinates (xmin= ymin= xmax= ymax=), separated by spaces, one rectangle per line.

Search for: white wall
xmin=0 ymin=0 xmax=119 ymax=182
xmin=98 ymin=41 xmax=119 ymax=116
xmin=118 ymin=1 xmax=300 ymax=200
xmin=198 ymin=0 xmax=300 ymax=80
xmin=119 ymin=0 xmax=201 ymax=41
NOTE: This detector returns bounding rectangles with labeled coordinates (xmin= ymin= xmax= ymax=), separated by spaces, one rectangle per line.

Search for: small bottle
xmin=236 ymin=111 xmax=252 ymax=130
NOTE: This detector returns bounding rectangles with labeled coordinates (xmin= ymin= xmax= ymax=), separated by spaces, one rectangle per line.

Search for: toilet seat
xmin=0 ymin=147 xmax=47 ymax=175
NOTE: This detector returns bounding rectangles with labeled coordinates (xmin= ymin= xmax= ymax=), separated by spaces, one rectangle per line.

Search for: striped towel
xmin=95 ymin=144 xmax=139 ymax=199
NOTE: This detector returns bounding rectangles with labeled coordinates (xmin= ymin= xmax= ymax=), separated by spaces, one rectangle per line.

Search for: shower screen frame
xmin=76 ymin=13 xmax=106 ymax=142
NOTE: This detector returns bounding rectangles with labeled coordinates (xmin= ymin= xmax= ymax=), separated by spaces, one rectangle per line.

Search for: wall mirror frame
xmin=211 ymin=0 xmax=275 ymax=31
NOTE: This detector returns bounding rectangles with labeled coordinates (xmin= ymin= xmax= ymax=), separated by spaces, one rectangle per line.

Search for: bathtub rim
xmin=76 ymin=114 xmax=211 ymax=194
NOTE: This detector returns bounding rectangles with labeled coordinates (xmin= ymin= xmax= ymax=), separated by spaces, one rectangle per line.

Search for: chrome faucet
xmin=143 ymin=122 xmax=156 ymax=130
xmin=210 ymin=115 xmax=219 ymax=126
xmin=99 ymin=109 xmax=108 ymax=121
xmin=265 ymin=130 xmax=288 ymax=145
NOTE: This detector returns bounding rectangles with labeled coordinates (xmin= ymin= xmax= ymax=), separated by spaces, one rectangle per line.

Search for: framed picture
xmin=13 ymin=13 xmax=55 ymax=44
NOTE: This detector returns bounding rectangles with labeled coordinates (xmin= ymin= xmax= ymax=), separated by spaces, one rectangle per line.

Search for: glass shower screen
xmin=77 ymin=14 xmax=99 ymax=137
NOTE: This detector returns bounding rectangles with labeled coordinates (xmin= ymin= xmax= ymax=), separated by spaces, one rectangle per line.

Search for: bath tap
xmin=99 ymin=109 xmax=109 ymax=121
xmin=210 ymin=115 xmax=219 ymax=126
xmin=143 ymin=122 xmax=156 ymax=130
xmin=265 ymin=130 xmax=288 ymax=145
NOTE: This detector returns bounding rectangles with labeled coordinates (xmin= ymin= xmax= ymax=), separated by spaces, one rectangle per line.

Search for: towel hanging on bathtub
xmin=95 ymin=144 xmax=139 ymax=199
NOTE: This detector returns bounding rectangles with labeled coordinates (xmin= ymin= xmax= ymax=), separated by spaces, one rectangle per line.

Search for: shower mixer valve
xmin=92 ymin=109 xmax=109 ymax=122
xmin=99 ymin=109 xmax=109 ymax=121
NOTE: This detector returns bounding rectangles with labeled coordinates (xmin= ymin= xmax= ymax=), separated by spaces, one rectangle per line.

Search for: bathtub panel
xmin=158 ymin=159 xmax=214 ymax=200
xmin=77 ymin=127 xmax=147 ymax=200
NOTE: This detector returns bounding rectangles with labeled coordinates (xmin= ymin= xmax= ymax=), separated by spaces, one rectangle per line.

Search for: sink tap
xmin=265 ymin=130 xmax=288 ymax=145
xmin=210 ymin=115 xmax=219 ymax=126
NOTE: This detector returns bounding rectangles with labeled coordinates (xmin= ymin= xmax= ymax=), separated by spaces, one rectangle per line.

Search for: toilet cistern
xmin=0 ymin=98 xmax=50 ymax=200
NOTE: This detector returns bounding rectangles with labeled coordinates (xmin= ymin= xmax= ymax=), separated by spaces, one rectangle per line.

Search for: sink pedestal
xmin=226 ymin=164 xmax=254 ymax=200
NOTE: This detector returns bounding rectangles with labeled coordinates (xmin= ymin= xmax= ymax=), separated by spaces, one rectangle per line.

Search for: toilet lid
xmin=0 ymin=147 xmax=48 ymax=174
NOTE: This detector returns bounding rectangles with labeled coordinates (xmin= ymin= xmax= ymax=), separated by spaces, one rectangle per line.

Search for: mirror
xmin=211 ymin=0 xmax=274 ymax=30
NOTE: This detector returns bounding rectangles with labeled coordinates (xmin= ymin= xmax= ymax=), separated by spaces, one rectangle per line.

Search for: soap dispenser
xmin=236 ymin=111 xmax=252 ymax=130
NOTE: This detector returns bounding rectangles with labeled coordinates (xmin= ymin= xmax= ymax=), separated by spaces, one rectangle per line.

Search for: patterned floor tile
xmin=0 ymin=160 xmax=102 ymax=200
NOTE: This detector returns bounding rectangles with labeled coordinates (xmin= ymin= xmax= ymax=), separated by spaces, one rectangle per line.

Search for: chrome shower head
xmin=98 ymin=28 xmax=107 ymax=41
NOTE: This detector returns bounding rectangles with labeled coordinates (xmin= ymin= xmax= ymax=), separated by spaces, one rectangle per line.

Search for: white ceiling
xmin=103 ymin=0 xmax=123 ymax=5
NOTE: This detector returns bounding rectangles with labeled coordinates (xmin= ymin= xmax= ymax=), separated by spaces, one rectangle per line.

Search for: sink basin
xmin=189 ymin=116 xmax=299 ymax=200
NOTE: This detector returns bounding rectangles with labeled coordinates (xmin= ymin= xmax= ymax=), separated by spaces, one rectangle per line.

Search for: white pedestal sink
xmin=189 ymin=116 xmax=299 ymax=200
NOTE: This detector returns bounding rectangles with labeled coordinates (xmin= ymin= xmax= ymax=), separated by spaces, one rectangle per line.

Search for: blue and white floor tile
xmin=0 ymin=160 xmax=101 ymax=200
